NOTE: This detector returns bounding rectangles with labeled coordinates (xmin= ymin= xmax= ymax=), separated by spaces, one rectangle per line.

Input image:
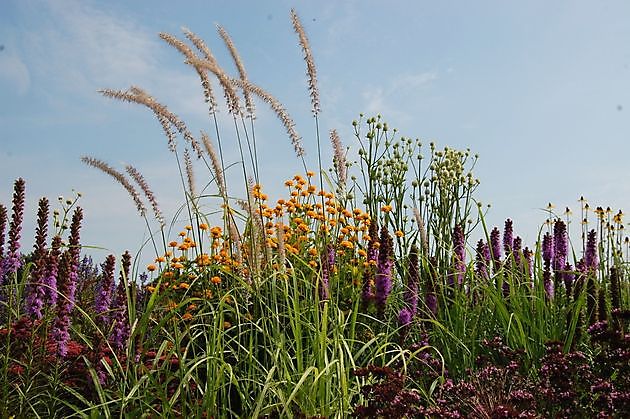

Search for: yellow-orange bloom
xmin=169 ymin=241 xmax=178 ymax=247
xmin=182 ymin=312 xmax=193 ymax=321
xmin=381 ymin=205 xmax=393 ymax=213
xmin=147 ymin=264 xmax=157 ymax=272
xmin=199 ymin=223 xmax=209 ymax=230
xmin=211 ymin=276 xmax=222 ymax=285
xmin=395 ymin=230 xmax=404 ymax=238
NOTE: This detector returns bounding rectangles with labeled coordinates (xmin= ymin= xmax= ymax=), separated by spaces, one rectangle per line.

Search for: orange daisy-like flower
xmin=395 ymin=230 xmax=404 ymax=238
xmin=147 ymin=264 xmax=157 ymax=272
xmin=178 ymin=282 xmax=190 ymax=289
xmin=211 ymin=276 xmax=222 ymax=285
xmin=210 ymin=226 xmax=223 ymax=239
xmin=381 ymin=205 xmax=393 ymax=213
xmin=155 ymin=256 xmax=166 ymax=263
xmin=169 ymin=241 xmax=178 ymax=247
xmin=306 ymin=170 xmax=315 ymax=177
xmin=199 ymin=223 xmax=209 ymax=230
xmin=182 ymin=312 xmax=193 ymax=321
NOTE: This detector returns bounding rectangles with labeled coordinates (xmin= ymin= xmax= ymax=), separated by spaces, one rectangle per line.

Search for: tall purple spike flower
xmin=51 ymin=207 xmax=83 ymax=357
xmin=553 ymin=220 xmax=568 ymax=292
xmin=451 ymin=223 xmax=466 ymax=287
xmin=361 ymin=221 xmax=379 ymax=306
xmin=503 ymin=219 xmax=514 ymax=257
xmin=425 ymin=257 xmax=438 ymax=316
xmin=475 ymin=239 xmax=491 ymax=280
xmin=490 ymin=227 xmax=502 ymax=271
xmin=0 ymin=204 xmax=7 ymax=259
xmin=512 ymin=236 xmax=522 ymax=267
xmin=1 ymin=178 xmax=26 ymax=282
xmin=319 ymin=244 xmax=334 ymax=300
xmin=563 ymin=263 xmax=574 ymax=296
xmin=95 ymin=254 xmax=116 ymax=327
xmin=375 ymin=226 xmax=393 ymax=316
xmin=542 ymin=232 xmax=554 ymax=299
xmin=110 ymin=251 xmax=132 ymax=353
xmin=401 ymin=245 xmax=419 ymax=317
xmin=523 ymin=247 xmax=533 ymax=280
xmin=585 ymin=229 xmax=598 ymax=271
xmin=25 ymin=198 xmax=49 ymax=319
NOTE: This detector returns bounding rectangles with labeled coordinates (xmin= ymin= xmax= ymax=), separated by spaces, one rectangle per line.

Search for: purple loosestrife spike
xmin=475 ymin=239 xmax=491 ymax=280
xmin=1 ymin=178 xmax=26 ymax=282
xmin=0 ymin=204 xmax=7 ymax=259
xmin=503 ymin=219 xmax=514 ymax=256
xmin=490 ymin=227 xmax=502 ymax=271
xmin=25 ymin=198 xmax=50 ymax=319
xmin=403 ymin=245 xmax=420 ymax=317
xmin=110 ymin=251 xmax=132 ymax=353
xmin=585 ymin=229 xmax=598 ymax=271
xmin=362 ymin=221 xmax=379 ymax=306
xmin=451 ymin=223 xmax=466 ymax=287
xmin=52 ymin=208 xmax=82 ymax=357
xmin=375 ymin=226 xmax=393 ymax=316
xmin=95 ymin=255 xmax=116 ymax=327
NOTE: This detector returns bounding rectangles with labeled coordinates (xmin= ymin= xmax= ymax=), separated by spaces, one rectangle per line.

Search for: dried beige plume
xmin=81 ymin=156 xmax=146 ymax=217
xmin=183 ymin=28 xmax=242 ymax=115
xmin=217 ymin=25 xmax=255 ymax=118
xmin=184 ymin=148 xmax=196 ymax=198
xmin=159 ymin=32 xmax=218 ymax=113
xmin=413 ymin=207 xmax=429 ymax=256
xmin=230 ymin=77 xmax=304 ymax=157
xmin=329 ymin=129 xmax=347 ymax=186
xmin=125 ymin=164 xmax=165 ymax=227
xmin=290 ymin=8 xmax=320 ymax=115
xmin=201 ymin=131 xmax=226 ymax=197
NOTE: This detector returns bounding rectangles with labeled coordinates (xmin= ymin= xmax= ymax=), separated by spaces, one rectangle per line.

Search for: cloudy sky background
xmin=1 ymin=0 xmax=629 ymax=270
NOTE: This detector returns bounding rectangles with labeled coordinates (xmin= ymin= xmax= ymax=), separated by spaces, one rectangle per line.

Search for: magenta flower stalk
xmin=563 ymin=262 xmax=574 ymax=297
xmin=0 ymin=204 xmax=7 ymax=260
xmin=490 ymin=227 xmax=502 ymax=271
xmin=375 ymin=226 xmax=393 ymax=316
xmin=51 ymin=207 xmax=83 ymax=357
xmin=523 ymin=246 xmax=533 ymax=280
xmin=110 ymin=251 xmax=132 ymax=353
xmin=25 ymin=198 xmax=49 ymax=319
xmin=553 ymin=220 xmax=568 ymax=293
xmin=95 ymin=254 xmax=116 ymax=327
xmin=398 ymin=307 xmax=412 ymax=327
xmin=1 ymin=178 xmax=26 ymax=283
xmin=542 ymin=232 xmax=554 ymax=299
xmin=503 ymin=218 xmax=514 ymax=256
xmin=512 ymin=236 xmax=522 ymax=267
xmin=475 ymin=239 xmax=491 ymax=280
xmin=585 ymin=229 xmax=598 ymax=271
xmin=451 ymin=223 xmax=465 ymax=287
xmin=362 ymin=221 xmax=379 ymax=306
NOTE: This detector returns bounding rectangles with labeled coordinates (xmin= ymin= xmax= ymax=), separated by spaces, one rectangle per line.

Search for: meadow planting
xmin=1 ymin=9 xmax=629 ymax=418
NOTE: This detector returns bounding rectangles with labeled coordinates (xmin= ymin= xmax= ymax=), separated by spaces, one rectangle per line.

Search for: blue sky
xmin=1 ymin=0 xmax=629 ymax=269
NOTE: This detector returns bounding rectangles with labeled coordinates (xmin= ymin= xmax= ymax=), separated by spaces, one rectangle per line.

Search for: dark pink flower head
xmin=375 ymin=226 xmax=393 ymax=316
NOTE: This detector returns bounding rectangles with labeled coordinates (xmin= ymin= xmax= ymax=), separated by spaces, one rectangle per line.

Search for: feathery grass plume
xmin=290 ymin=8 xmax=320 ymax=115
xmin=201 ymin=131 xmax=226 ymax=197
xmin=159 ymin=32 xmax=218 ymax=113
xmin=125 ymin=164 xmax=165 ymax=227
xmin=81 ymin=156 xmax=146 ymax=217
xmin=184 ymin=148 xmax=196 ymax=198
xmin=330 ymin=129 xmax=347 ymax=186
xmin=94 ymin=254 xmax=116 ymax=326
xmin=1 ymin=178 xmax=26 ymax=280
xmin=230 ymin=77 xmax=305 ymax=158
xmin=0 ymin=204 xmax=7 ymax=259
xmin=25 ymin=197 xmax=49 ymax=319
xmin=413 ymin=207 xmax=429 ymax=256
xmin=183 ymin=29 xmax=242 ymax=115
xmin=217 ymin=25 xmax=255 ymax=118
xmin=52 ymin=207 xmax=83 ymax=357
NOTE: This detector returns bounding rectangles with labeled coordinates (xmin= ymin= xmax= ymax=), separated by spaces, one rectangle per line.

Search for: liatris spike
xmin=475 ymin=239 xmax=491 ymax=280
xmin=398 ymin=307 xmax=412 ymax=328
xmin=51 ymin=208 xmax=82 ymax=357
xmin=375 ymin=226 xmax=393 ymax=316
xmin=95 ymin=255 xmax=116 ymax=327
xmin=563 ymin=263 xmax=574 ymax=297
xmin=610 ymin=266 xmax=621 ymax=311
xmin=1 ymin=178 xmax=26 ymax=282
xmin=585 ymin=229 xmax=598 ymax=271
xmin=523 ymin=246 xmax=533 ymax=280
xmin=503 ymin=218 xmax=514 ymax=256
xmin=425 ymin=257 xmax=438 ymax=317
xmin=403 ymin=245 xmax=420 ymax=317
xmin=490 ymin=226 xmax=502 ymax=270
xmin=451 ymin=223 xmax=466 ymax=287
xmin=361 ymin=221 xmax=379 ymax=306
xmin=110 ymin=251 xmax=132 ymax=353
xmin=553 ymin=220 xmax=568 ymax=294
xmin=0 ymin=204 xmax=7 ymax=259
xmin=44 ymin=235 xmax=62 ymax=307
xmin=25 ymin=198 xmax=49 ymax=319
xmin=542 ymin=232 xmax=554 ymax=299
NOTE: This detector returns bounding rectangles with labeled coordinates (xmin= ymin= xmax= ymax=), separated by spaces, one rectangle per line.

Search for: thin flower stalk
xmin=1 ymin=178 xmax=26 ymax=281
xmin=25 ymin=198 xmax=49 ymax=319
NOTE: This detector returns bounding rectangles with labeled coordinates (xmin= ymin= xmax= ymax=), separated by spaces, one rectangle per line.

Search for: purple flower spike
xmin=398 ymin=307 xmax=412 ymax=327
xmin=503 ymin=219 xmax=514 ymax=256
xmin=1 ymin=178 xmax=26 ymax=282
xmin=563 ymin=263 xmax=574 ymax=296
xmin=25 ymin=198 xmax=49 ymax=319
xmin=43 ymin=236 xmax=62 ymax=307
xmin=475 ymin=239 xmax=491 ymax=280
xmin=490 ymin=227 xmax=502 ymax=270
xmin=512 ymin=236 xmax=522 ymax=267
xmin=451 ymin=223 xmax=466 ymax=287
xmin=375 ymin=227 xmax=393 ymax=316
xmin=425 ymin=257 xmax=438 ymax=316
xmin=110 ymin=251 xmax=132 ymax=353
xmin=585 ymin=229 xmax=598 ymax=271
xmin=0 ymin=204 xmax=7 ymax=259
xmin=542 ymin=232 xmax=554 ymax=299
xmin=553 ymin=220 xmax=568 ymax=274
xmin=403 ymin=245 xmax=419 ymax=317
xmin=362 ymin=221 xmax=379 ymax=306
xmin=95 ymin=254 xmax=116 ymax=327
